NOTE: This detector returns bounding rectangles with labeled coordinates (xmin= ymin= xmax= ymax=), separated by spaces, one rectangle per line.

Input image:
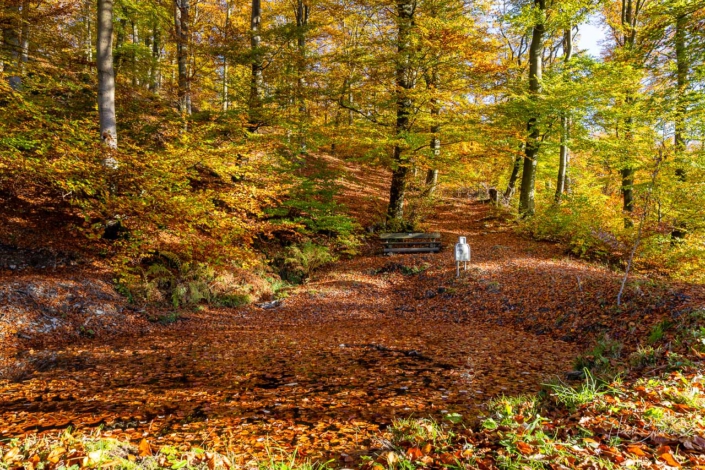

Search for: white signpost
xmin=454 ymin=236 xmax=471 ymax=278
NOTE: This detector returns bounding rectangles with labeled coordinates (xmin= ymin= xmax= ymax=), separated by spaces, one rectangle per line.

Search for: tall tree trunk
xmin=222 ymin=1 xmax=231 ymax=112
xmin=131 ymin=21 xmax=139 ymax=87
xmin=248 ymin=0 xmax=263 ymax=132
xmin=672 ymin=11 xmax=689 ymax=241
xmin=97 ymin=0 xmax=118 ymax=163
xmin=149 ymin=22 xmax=160 ymax=91
xmin=85 ymin=0 xmax=93 ymax=64
xmin=387 ymin=0 xmax=416 ymax=221
xmin=555 ymin=27 xmax=572 ymax=202
xmin=425 ymin=68 xmax=439 ymax=195
xmin=174 ymin=0 xmax=191 ymax=115
xmin=518 ymin=0 xmax=545 ymax=217
xmin=3 ymin=4 xmax=21 ymax=89
xmin=295 ymin=0 xmax=309 ymax=151
xmin=620 ymin=0 xmax=637 ymax=226
xmin=19 ymin=0 xmax=29 ymax=67
xmin=674 ymin=12 xmax=687 ymax=181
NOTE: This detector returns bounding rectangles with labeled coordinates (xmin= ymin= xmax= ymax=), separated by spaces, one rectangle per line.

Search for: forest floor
xmin=1 ymin=155 xmax=704 ymax=469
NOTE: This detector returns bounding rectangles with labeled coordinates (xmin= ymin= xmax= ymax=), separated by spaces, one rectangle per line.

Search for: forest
xmin=1 ymin=0 xmax=705 ymax=468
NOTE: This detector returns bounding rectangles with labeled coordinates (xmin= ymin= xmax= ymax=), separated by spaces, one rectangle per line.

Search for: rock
xmin=565 ymin=370 xmax=585 ymax=381
xmin=258 ymin=300 xmax=283 ymax=309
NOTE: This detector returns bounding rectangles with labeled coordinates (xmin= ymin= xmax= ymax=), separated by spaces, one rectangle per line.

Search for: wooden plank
xmin=384 ymin=247 xmax=441 ymax=253
xmin=379 ymin=232 xmax=440 ymax=240
xmin=383 ymin=241 xmax=442 ymax=246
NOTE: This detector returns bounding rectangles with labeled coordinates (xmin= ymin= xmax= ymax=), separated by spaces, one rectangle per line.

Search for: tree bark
xmin=504 ymin=145 xmax=523 ymax=201
xmin=248 ymin=0 xmax=263 ymax=132
xmin=387 ymin=0 xmax=416 ymax=221
xmin=672 ymin=11 xmax=689 ymax=241
xmin=674 ymin=12 xmax=687 ymax=181
xmin=174 ymin=0 xmax=191 ymax=115
xmin=149 ymin=22 xmax=160 ymax=91
xmin=97 ymin=0 xmax=118 ymax=166
xmin=518 ymin=0 xmax=545 ymax=217
xmin=19 ymin=0 xmax=29 ymax=67
xmin=426 ymin=68 xmax=439 ymax=196
xmin=3 ymin=4 xmax=21 ymax=89
xmin=222 ymin=1 xmax=231 ymax=112
xmin=619 ymin=0 xmax=637 ymax=226
xmin=131 ymin=21 xmax=139 ymax=87
xmin=84 ymin=0 xmax=93 ymax=64
xmin=295 ymin=0 xmax=309 ymax=151
xmin=555 ymin=27 xmax=572 ymax=202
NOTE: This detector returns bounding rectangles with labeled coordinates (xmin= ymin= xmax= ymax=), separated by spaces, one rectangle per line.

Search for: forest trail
xmin=0 ymin=157 xmax=700 ymax=463
xmin=0 ymin=199 xmax=577 ymax=460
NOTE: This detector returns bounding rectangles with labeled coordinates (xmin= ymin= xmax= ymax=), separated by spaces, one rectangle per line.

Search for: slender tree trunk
xmin=518 ymin=0 xmax=545 ymax=217
xmin=97 ymin=0 xmax=118 ymax=164
xmin=174 ymin=0 xmax=191 ymax=115
xmin=504 ymin=145 xmax=523 ymax=201
xmin=131 ymin=21 xmax=139 ymax=87
xmin=621 ymin=163 xmax=634 ymax=211
xmin=387 ymin=0 xmax=416 ymax=221
xmin=3 ymin=4 xmax=21 ymax=89
xmin=426 ymin=169 xmax=438 ymax=193
xmin=620 ymin=0 xmax=637 ymax=226
xmin=426 ymin=68 xmax=440 ymax=195
xmin=149 ymin=22 xmax=160 ymax=91
xmin=248 ymin=0 xmax=263 ymax=132
xmin=672 ymin=12 xmax=689 ymax=241
xmin=84 ymin=0 xmax=93 ymax=64
xmin=222 ymin=1 xmax=231 ymax=112
xmin=19 ymin=0 xmax=29 ymax=67
xmin=674 ymin=13 xmax=687 ymax=181
xmin=295 ymin=0 xmax=309 ymax=151
xmin=348 ymin=87 xmax=354 ymax=125
xmin=556 ymin=27 xmax=572 ymax=202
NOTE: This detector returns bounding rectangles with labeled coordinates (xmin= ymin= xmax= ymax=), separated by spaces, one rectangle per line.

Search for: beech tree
xmin=555 ymin=27 xmax=572 ymax=202
xmin=97 ymin=0 xmax=118 ymax=157
xmin=387 ymin=0 xmax=417 ymax=221
xmin=518 ymin=0 xmax=546 ymax=217
xmin=248 ymin=0 xmax=263 ymax=132
xmin=174 ymin=0 xmax=191 ymax=115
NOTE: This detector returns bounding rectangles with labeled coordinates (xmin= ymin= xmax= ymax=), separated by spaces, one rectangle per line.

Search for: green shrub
xmin=523 ymin=194 xmax=625 ymax=260
xmin=124 ymin=252 xmax=258 ymax=308
xmin=279 ymin=242 xmax=336 ymax=283
xmin=629 ymin=345 xmax=663 ymax=369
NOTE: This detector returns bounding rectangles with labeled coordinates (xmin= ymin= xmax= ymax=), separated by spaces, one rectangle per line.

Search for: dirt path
xmin=0 ymin=198 xmax=583 ymax=463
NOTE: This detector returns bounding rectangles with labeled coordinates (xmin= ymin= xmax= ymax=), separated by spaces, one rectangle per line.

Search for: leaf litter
xmin=1 ymin=158 xmax=704 ymax=468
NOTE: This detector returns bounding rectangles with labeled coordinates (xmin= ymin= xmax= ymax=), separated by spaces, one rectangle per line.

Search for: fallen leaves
xmin=138 ymin=439 xmax=152 ymax=457
xmin=516 ymin=441 xmax=534 ymax=455
xmin=627 ymin=444 xmax=646 ymax=457
xmin=659 ymin=447 xmax=682 ymax=468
